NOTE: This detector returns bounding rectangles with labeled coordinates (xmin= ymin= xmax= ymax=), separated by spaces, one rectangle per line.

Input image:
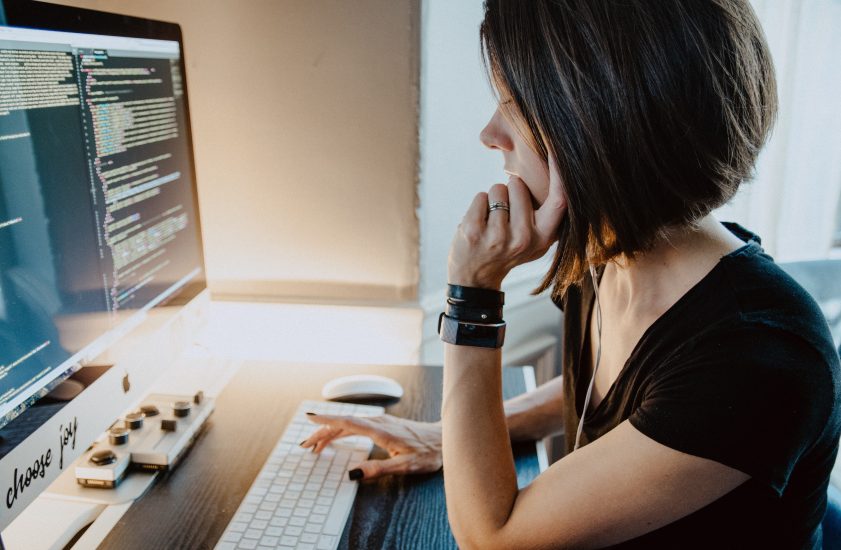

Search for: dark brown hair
xmin=480 ymin=0 xmax=777 ymax=298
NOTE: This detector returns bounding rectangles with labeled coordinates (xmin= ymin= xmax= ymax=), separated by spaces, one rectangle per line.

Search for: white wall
xmin=716 ymin=0 xmax=841 ymax=261
xmin=55 ymin=0 xmax=422 ymax=302
xmin=417 ymin=0 xmax=562 ymax=366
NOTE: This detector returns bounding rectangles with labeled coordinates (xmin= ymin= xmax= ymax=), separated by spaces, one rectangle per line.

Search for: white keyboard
xmin=215 ymin=400 xmax=384 ymax=550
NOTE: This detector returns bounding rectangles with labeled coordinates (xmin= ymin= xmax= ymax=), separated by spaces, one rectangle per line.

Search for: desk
xmin=98 ymin=362 xmax=543 ymax=549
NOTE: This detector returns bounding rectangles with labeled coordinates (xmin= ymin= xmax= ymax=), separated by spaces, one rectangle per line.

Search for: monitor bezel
xmin=1 ymin=0 xmax=208 ymax=307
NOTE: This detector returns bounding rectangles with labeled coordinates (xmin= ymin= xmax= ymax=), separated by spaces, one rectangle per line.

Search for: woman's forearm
xmin=504 ymin=375 xmax=565 ymax=441
xmin=442 ymin=343 xmax=517 ymax=548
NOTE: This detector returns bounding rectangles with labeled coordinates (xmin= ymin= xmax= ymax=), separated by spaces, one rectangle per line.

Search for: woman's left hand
xmin=448 ymin=155 xmax=567 ymax=290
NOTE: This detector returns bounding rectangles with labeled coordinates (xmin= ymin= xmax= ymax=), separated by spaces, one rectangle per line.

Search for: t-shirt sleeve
xmin=629 ymin=323 xmax=834 ymax=496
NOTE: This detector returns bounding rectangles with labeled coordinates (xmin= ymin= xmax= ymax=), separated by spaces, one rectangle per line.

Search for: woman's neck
xmin=600 ymin=215 xmax=745 ymax=319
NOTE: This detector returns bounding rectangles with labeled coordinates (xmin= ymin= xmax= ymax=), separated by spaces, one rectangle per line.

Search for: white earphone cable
xmin=574 ymin=263 xmax=603 ymax=451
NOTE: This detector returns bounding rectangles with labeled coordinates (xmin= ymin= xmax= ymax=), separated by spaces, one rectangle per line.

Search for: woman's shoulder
xmin=716 ymin=238 xmax=837 ymax=360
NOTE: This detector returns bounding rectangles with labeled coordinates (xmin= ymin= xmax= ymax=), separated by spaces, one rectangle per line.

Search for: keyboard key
xmin=222 ymin=532 xmax=242 ymax=543
xmin=304 ymin=523 xmax=321 ymax=534
xmin=216 ymin=543 xmax=236 ymax=550
xmin=301 ymin=533 xmax=319 ymax=543
xmin=249 ymin=519 xmax=268 ymax=530
xmin=318 ymin=535 xmax=337 ymax=549
xmin=280 ymin=536 xmax=298 ymax=546
xmin=310 ymin=514 xmax=326 ymax=524
xmin=286 ymin=526 xmax=303 ymax=536
xmin=259 ymin=536 xmax=278 ymax=546
xmin=229 ymin=522 xmax=248 ymax=533
xmin=238 ymin=539 xmax=258 ymax=549
xmin=269 ymin=517 xmax=288 ymax=527
xmin=323 ymin=482 xmax=356 ymax=535
xmin=243 ymin=529 xmax=261 ymax=539
xmin=290 ymin=516 xmax=307 ymax=526
xmin=233 ymin=513 xmax=252 ymax=523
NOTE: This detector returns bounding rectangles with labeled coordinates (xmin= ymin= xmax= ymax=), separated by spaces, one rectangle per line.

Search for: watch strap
xmin=438 ymin=313 xmax=506 ymax=349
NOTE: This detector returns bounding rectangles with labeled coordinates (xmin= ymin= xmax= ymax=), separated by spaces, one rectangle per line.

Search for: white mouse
xmin=321 ymin=374 xmax=404 ymax=401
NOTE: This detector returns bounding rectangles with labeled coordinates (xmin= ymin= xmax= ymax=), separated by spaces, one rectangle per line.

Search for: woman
xmin=302 ymin=1 xmax=841 ymax=547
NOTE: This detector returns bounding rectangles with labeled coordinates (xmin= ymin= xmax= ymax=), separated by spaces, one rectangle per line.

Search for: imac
xmin=0 ymin=0 xmax=209 ymax=531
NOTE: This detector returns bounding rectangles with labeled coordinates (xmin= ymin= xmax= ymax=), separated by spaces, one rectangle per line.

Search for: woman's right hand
xmin=300 ymin=413 xmax=443 ymax=480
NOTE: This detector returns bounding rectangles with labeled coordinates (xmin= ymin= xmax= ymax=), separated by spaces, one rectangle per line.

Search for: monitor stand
xmin=45 ymin=379 xmax=85 ymax=402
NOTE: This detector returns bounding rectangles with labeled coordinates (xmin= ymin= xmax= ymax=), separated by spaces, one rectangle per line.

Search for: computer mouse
xmin=321 ymin=374 xmax=404 ymax=402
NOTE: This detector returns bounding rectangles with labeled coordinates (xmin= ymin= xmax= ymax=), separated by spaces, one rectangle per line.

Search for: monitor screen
xmin=0 ymin=15 xmax=205 ymax=429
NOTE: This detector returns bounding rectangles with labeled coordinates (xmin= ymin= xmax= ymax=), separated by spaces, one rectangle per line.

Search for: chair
xmin=777 ymin=261 xmax=841 ymax=549
xmin=826 ymin=484 xmax=841 ymax=549
xmin=778 ymin=260 xmax=841 ymax=346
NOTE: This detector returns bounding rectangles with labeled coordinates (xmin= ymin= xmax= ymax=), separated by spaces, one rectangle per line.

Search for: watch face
xmin=438 ymin=314 xmax=505 ymax=348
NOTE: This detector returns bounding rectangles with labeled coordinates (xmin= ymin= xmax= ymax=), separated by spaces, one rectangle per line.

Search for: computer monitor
xmin=0 ymin=0 xmax=208 ymax=529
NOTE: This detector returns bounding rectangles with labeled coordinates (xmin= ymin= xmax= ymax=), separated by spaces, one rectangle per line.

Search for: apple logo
xmin=122 ymin=373 xmax=131 ymax=393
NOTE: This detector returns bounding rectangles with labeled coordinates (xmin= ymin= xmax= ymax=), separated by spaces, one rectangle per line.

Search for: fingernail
xmin=306 ymin=412 xmax=317 ymax=416
xmin=348 ymin=468 xmax=364 ymax=481
xmin=299 ymin=440 xmax=307 ymax=447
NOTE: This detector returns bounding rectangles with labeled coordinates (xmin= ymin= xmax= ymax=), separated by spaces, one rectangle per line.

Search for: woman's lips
xmin=503 ymin=169 xmax=540 ymax=208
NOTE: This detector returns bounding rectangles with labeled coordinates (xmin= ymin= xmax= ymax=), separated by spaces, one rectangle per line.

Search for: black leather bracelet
xmin=445 ymin=301 xmax=503 ymax=324
xmin=447 ymin=284 xmax=504 ymax=307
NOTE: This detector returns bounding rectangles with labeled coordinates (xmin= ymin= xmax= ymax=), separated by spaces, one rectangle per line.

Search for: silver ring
xmin=488 ymin=201 xmax=510 ymax=213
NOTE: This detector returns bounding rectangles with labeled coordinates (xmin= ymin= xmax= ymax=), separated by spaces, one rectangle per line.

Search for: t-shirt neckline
xmin=578 ymin=222 xmax=764 ymax=421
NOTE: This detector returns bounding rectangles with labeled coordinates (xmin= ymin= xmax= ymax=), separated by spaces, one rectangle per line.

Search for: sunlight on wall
xmin=198 ymin=301 xmax=422 ymax=366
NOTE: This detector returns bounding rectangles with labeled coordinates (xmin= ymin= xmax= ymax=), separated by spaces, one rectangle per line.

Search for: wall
xmin=716 ymin=0 xmax=841 ymax=262
xmin=54 ymin=0 xmax=421 ymax=302
xmin=417 ymin=0 xmax=562 ymax=366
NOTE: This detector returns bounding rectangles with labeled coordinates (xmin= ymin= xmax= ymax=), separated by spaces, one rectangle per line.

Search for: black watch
xmin=437 ymin=313 xmax=506 ymax=349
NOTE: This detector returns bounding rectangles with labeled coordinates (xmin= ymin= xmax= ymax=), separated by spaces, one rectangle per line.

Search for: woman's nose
xmin=479 ymin=109 xmax=514 ymax=152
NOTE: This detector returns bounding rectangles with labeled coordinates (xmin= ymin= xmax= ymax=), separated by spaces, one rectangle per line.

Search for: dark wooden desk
xmin=100 ymin=362 xmax=541 ymax=549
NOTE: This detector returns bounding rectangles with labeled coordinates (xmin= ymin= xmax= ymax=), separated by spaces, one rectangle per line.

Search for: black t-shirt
xmin=556 ymin=223 xmax=841 ymax=549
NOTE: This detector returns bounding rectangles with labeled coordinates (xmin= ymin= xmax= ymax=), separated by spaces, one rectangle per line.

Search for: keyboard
xmin=215 ymin=400 xmax=384 ymax=550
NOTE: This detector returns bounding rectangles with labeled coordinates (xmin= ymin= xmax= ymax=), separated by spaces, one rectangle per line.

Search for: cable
xmin=574 ymin=262 xmax=603 ymax=451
